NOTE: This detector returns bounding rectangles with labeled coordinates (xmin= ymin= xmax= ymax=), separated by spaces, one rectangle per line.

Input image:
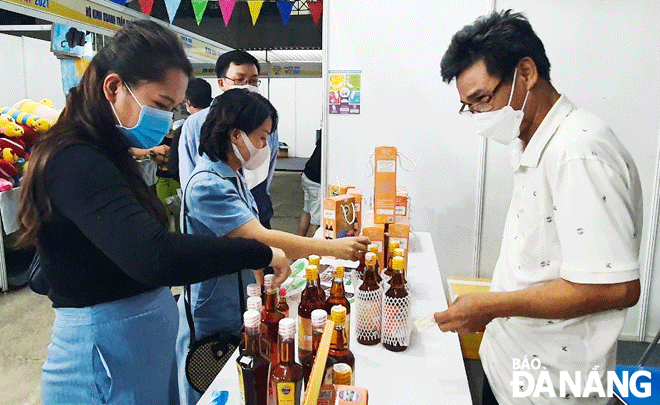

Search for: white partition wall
xmin=324 ymin=1 xmax=660 ymax=340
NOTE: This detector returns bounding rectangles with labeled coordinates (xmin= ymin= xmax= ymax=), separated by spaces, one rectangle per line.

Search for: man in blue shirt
xmin=179 ymin=50 xmax=278 ymax=228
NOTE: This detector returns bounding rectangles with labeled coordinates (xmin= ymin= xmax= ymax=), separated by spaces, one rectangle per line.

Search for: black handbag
xmin=182 ymin=169 xmax=245 ymax=394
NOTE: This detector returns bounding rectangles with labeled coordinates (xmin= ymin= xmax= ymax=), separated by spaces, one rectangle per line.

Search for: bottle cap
xmin=334 ymin=265 xmax=345 ymax=278
xmin=332 ymin=363 xmax=352 ymax=385
xmin=278 ymin=318 xmax=296 ymax=338
xmin=388 ymin=240 xmax=400 ymax=250
xmin=331 ymin=305 xmax=346 ymax=325
xmin=246 ymin=283 xmax=261 ymax=297
xmin=365 ymin=252 xmax=377 ymax=266
xmin=306 ymin=265 xmax=319 ymax=280
xmin=308 ymin=254 xmax=321 ymax=266
xmin=393 ymin=248 xmax=405 ymax=257
xmin=279 ymin=287 xmax=287 ymax=297
xmin=243 ymin=309 xmax=261 ymax=329
xmin=392 ymin=256 xmax=404 ymax=271
xmin=246 ymin=296 xmax=262 ymax=312
xmin=311 ymin=309 xmax=328 ymax=328
xmin=368 ymin=243 xmax=379 ymax=254
xmin=264 ymin=274 xmax=275 ymax=290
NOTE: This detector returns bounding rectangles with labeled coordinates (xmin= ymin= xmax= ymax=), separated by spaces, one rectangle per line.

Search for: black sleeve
xmin=167 ymin=127 xmax=181 ymax=183
xmin=45 ymin=144 xmax=272 ymax=287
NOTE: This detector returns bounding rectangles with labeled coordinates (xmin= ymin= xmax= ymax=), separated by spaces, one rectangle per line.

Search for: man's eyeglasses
xmin=459 ymin=79 xmax=504 ymax=115
xmin=223 ymin=76 xmax=261 ymax=87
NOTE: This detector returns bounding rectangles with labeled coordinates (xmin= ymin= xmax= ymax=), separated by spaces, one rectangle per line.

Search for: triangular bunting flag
xmin=276 ymin=1 xmax=294 ymax=26
xmin=308 ymin=1 xmax=323 ymax=26
xmin=164 ymin=0 xmax=182 ymax=23
xmin=138 ymin=0 xmax=155 ymax=16
xmin=218 ymin=1 xmax=236 ymax=27
xmin=247 ymin=1 xmax=264 ymax=26
xmin=192 ymin=0 xmax=209 ymax=25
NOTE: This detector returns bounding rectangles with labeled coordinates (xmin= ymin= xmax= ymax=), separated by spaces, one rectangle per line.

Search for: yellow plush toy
xmin=12 ymin=98 xmax=61 ymax=124
xmin=0 ymin=114 xmax=24 ymax=137
xmin=2 ymin=148 xmax=17 ymax=164
xmin=0 ymin=107 xmax=51 ymax=132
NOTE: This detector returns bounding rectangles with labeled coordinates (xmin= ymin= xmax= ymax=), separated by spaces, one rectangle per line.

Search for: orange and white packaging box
xmin=361 ymin=212 xmax=385 ymax=266
xmin=388 ymin=215 xmax=410 ymax=270
xmin=327 ymin=184 xmax=353 ymax=198
xmin=373 ymin=146 xmax=397 ymax=224
xmin=323 ymin=195 xmax=357 ymax=239
xmin=335 ymin=385 xmax=369 ymax=404
xmin=346 ymin=188 xmax=362 ymax=235
xmin=395 ymin=190 xmax=408 ymax=218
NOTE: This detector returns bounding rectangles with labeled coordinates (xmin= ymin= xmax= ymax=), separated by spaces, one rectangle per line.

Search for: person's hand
xmin=252 ymin=268 xmax=264 ymax=286
xmin=269 ymin=247 xmax=291 ymax=287
xmin=434 ymin=292 xmax=496 ymax=334
xmin=152 ymin=144 xmax=170 ymax=156
xmin=329 ymin=236 xmax=370 ymax=261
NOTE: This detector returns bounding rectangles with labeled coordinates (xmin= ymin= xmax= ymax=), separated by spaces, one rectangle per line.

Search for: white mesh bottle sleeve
xmin=381 ymin=295 xmax=412 ymax=347
xmin=355 ymin=287 xmax=383 ymax=342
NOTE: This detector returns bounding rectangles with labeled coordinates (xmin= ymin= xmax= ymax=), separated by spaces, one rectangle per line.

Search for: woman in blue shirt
xmin=177 ymin=88 xmax=369 ymax=404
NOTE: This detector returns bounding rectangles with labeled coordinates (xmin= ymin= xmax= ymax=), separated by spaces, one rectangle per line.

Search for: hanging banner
xmin=109 ymin=0 xmax=126 ymax=5
xmin=192 ymin=0 xmax=209 ymax=25
xmin=218 ymin=0 xmax=236 ymax=27
xmin=266 ymin=62 xmax=322 ymax=78
xmin=247 ymin=1 xmax=263 ymax=26
xmin=164 ymin=0 xmax=181 ymax=23
xmin=307 ymin=1 xmax=322 ymax=26
xmin=138 ymin=0 xmax=154 ymax=16
xmin=276 ymin=1 xmax=293 ymax=26
xmin=329 ymin=70 xmax=361 ymax=115
xmin=0 ymin=0 xmax=231 ymax=62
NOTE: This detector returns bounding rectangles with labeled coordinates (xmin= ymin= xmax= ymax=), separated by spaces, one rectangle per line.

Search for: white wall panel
xmin=21 ymin=36 xmax=66 ymax=109
xmin=0 ymin=33 xmax=26 ymax=108
xmin=325 ymin=0 xmax=490 ymax=277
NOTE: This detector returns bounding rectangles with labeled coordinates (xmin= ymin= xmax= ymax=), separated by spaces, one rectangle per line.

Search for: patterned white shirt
xmin=480 ymin=95 xmax=642 ymax=404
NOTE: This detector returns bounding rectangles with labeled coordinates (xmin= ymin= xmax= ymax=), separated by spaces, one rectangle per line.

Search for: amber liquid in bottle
xmin=324 ymin=306 xmax=355 ymax=385
xmin=301 ymin=309 xmax=327 ymax=389
xmin=263 ymin=288 xmax=284 ymax=366
xmin=383 ymin=240 xmax=400 ymax=281
xmin=324 ymin=266 xmax=351 ymax=344
xmin=237 ymin=310 xmax=270 ymax=405
xmin=308 ymin=255 xmax=326 ymax=302
xmin=276 ymin=288 xmax=289 ymax=318
xmin=382 ymin=257 xmax=410 ymax=352
xmin=368 ymin=244 xmax=382 ymax=284
xmin=386 ymin=247 xmax=405 ymax=287
xmin=297 ymin=265 xmax=325 ymax=360
xmin=356 ymin=252 xmax=382 ymax=345
xmin=269 ymin=319 xmax=304 ymax=405
xmin=356 ymin=251 xmax=366 ymax=280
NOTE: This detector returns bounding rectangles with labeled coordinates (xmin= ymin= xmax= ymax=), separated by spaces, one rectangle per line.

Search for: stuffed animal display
xmin=0 ymin=98 xmax=60 ymax=191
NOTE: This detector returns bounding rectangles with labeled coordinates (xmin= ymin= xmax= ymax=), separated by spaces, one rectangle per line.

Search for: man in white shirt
xmin=434 ymin=10 xmax=642 ymax=405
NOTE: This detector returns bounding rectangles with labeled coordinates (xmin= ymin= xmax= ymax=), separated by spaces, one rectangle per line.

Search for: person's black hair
xmin=214 ymin=50 xmax=260 ymax=78
xmin=186 ymin=78 xmax=212 ymax=109
xmin=18 ymin=20 xmax=192 ymax=247
xmin=199 ymin=88 xmax=277 ymax=163
xmin=441 ymin=9 xmax=551 ymax=84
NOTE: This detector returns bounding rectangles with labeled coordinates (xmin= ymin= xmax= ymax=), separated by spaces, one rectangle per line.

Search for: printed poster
xmin=329 ymin=70 xmax=361 ymax=115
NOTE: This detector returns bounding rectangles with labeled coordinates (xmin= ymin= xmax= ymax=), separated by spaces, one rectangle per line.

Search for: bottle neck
xmin=363 ymin=264 xmax=378 ymax=284
xmin=329 ymin=276 xmax=345 ymax=298
xmin=330 ymin=324 xmax=348 ymax=351
xmin=279 ymin=337 xmax=296 ymax=363
xmin=265 ymin=289 xmax=277 ymax=311
xmin=390 ymin=269 xmax=406 ymax=288
xmin=244 ymin=326 xmax=261 ymax=354
xmin=311 ymin=328 xmax=324 ymax=353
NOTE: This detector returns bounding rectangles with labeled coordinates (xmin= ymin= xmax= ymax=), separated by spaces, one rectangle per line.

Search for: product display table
xmin=198 ymin=231 xmax=472 ymax=404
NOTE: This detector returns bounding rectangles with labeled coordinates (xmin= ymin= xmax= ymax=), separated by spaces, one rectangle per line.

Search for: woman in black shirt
xmin=16 ymin=21 xmax=289 ymax=404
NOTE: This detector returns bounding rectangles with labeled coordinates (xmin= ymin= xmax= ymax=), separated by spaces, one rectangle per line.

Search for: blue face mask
xmin=110 ymin=83 xmax=173 ymax=149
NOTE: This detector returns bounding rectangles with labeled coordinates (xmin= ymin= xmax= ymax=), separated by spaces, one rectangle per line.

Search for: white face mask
xmin=228 ymin=84 xmax=260 ymax=94
xmin=467 ymin=68 xmax=529 ymax=145
xmin=232 ymin=130 xmax=270 ymax=170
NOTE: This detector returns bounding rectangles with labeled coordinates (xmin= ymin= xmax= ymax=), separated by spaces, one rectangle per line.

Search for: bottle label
xmin=276 ymin=382 xmax=296 ymax=405
xmin=236 ymin=363 xmax=246 ymax=405
xmin=298 ymin=317 xmax=313 ymax=352
xmin=382 ymin=295 xmax=411 ymax=346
